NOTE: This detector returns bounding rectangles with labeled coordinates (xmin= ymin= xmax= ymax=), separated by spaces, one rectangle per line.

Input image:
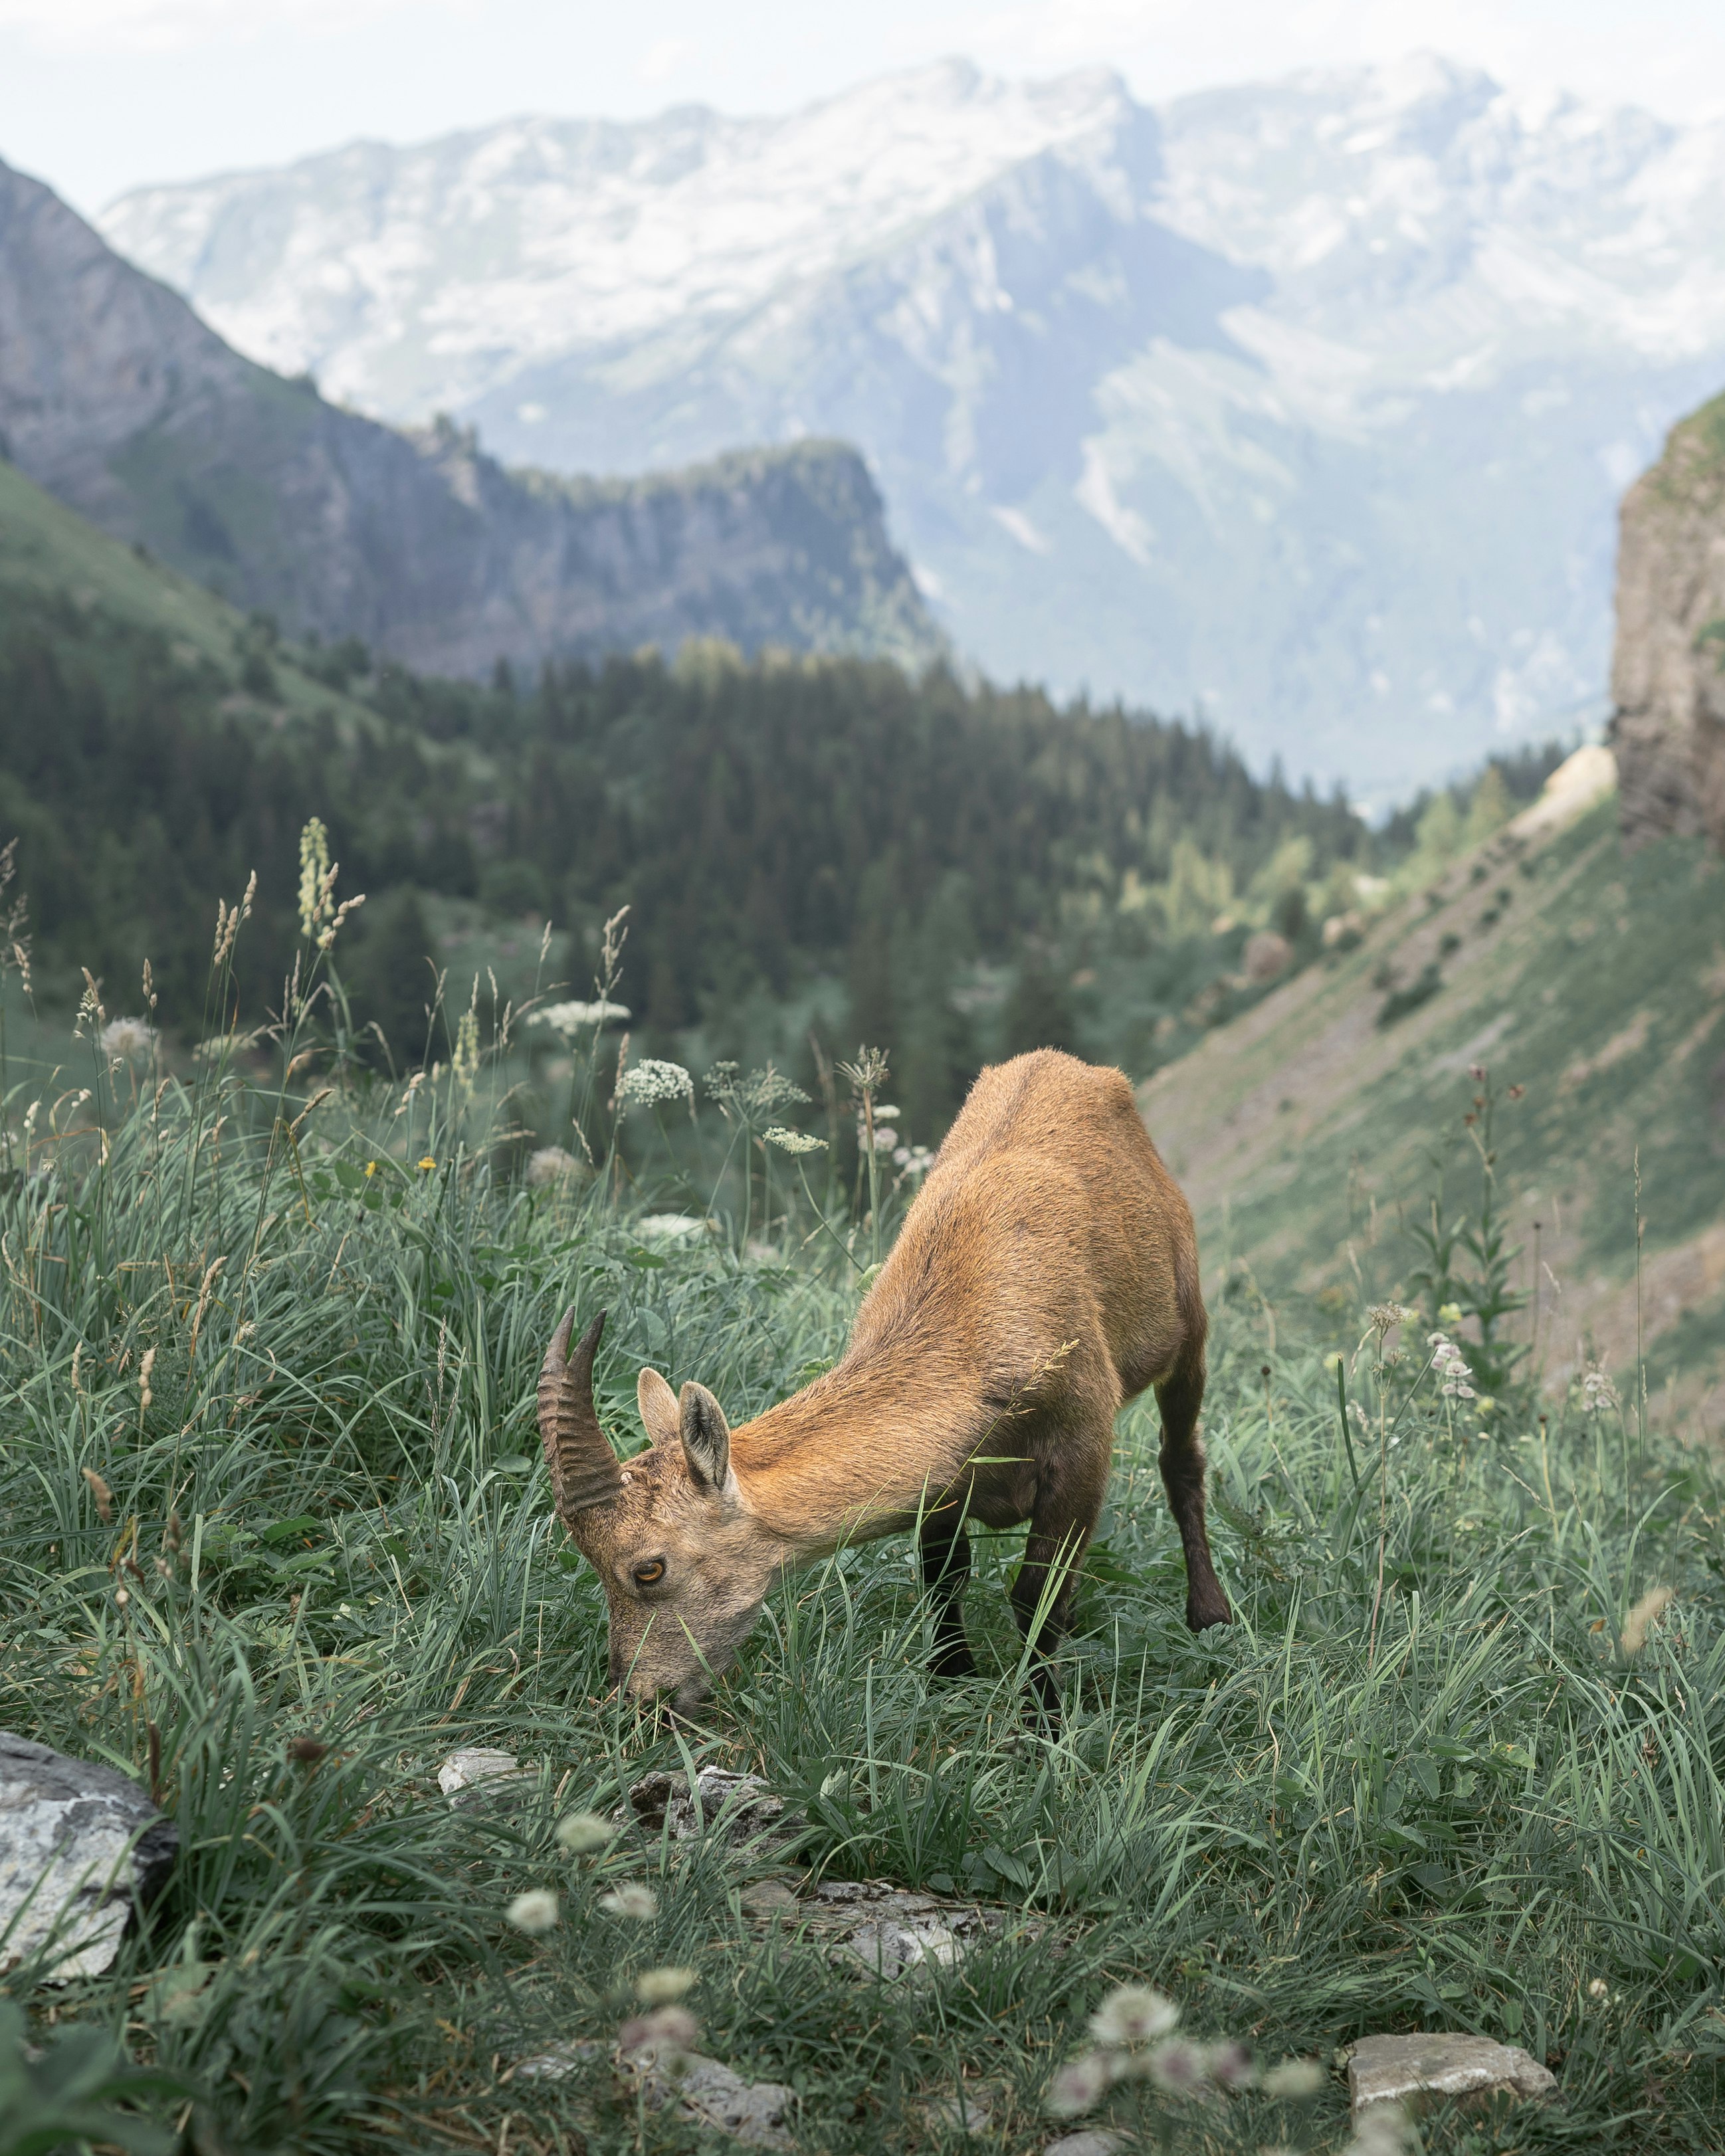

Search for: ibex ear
xmin=637 ymin=1368 xmax=681 ymax=1450
xmin=678 ymin=1381 xmax=732 ymax=1490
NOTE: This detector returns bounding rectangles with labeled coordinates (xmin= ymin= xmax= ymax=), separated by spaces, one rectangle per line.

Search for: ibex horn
xmin=537 ymin=1307 xmax=621 ymax=1531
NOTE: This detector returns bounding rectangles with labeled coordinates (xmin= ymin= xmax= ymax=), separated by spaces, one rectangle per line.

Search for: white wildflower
xmin=506 ymin=1889 xmax=559 ymax=1935
xmin=763 ymin=1126 xmax=826 ymax=1154
xmin=893 ymin=1143 xmax=935 ymax=1177
xmin=526 ymin=1145 xmax=580 ymax=1188
xmin=1427 ymin=1332 xmax=1476 ymax=1398
xmin=617 ymin=1058 xmax=694 ymax=1109
xmin=100 ymin=1017 xmax=153 ymax=1064
xmin=1089 ymin=1984 xmax=1179 ymax=2048
xmin=533 ymin=999 xmax=631 ymax=1038
xmin=1582 ymin=1365 xmax=1620 ymax=1415
xmin=1046 ymin=2050 xmax=1114 ymax=2118
xmin=1261 ymin=2057 xmax=1326 ymax=2099
xmin=555 ymin=1811 xmax=617 ymax=1854
xmin=870 ymin=1126 xmax=898 ymax=1151
xmin=599 ymin=1884 xmax=659 ymax=1920
xmin=1587 ymin=1977 xmax=1609 ymax=2000
xmin=635 ymin=1966 xmax=698 ymax=2005
xmin=1368 ymin=1303 xmax=1418 ymax=1337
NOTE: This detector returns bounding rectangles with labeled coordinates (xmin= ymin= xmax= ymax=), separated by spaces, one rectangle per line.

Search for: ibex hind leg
xmin=919 ymin=1506 xmax=977 ymax=1680
xmin=1154 ymin=1353 xmax=1233 ymax=1631
xmin=1009 ymin=1457 xmax=1106 ymax=1717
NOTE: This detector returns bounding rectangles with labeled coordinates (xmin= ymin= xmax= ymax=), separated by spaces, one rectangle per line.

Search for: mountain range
xmin=0 ymin=155 xmax=941 ymax=678
xmin=99 ymin=54 xmax=1725 ymax=795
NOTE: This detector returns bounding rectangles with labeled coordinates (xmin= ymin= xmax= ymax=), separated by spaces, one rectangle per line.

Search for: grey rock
xmin=924 ymin=2084 xmax=996 ymax=2133
xmin=622 ymin=2038 xmax=796 ymax=2150
xmin=1044 ymin=2134 xmax=1128 ymax=2156
xmin=621 ymin=1767 xmax=791 ymax=1844
xmin=809 ymin=1878 xmax=1024 ymax=1980
xmin=1348 ymin=2032 xmax=1558 ymax=2118
xmin=843 ymin=1916 xmax=965 ymax=1979
xmin=0 ymin=158 xmax=943 ymax=685
xmin=513 ymin=2038 xmax=603 ymax=2082
xmin=738 ymin=1878 xmax=801 ymax=1919
xmin=437 ymin=1747 xmax=531 ymax=1810
xmin=0 ymin=1729 xmax=177 ymax=1981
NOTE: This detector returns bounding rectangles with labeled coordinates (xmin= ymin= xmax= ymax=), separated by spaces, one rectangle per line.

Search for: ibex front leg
xmin=919 ymin=1504 xmax=976 ymax=1680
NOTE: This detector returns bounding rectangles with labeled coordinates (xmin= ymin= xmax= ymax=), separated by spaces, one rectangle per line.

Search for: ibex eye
xmin=633 ymin=1559 xmax=666 ymax=1587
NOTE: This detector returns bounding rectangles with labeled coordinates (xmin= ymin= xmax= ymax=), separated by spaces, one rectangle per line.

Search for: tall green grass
xmin=1 ymin=1016 xmax=1722 ymax=2151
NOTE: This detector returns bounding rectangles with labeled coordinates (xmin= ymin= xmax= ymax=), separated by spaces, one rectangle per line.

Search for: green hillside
xmin=1142 ymin=770 xmax=1725 ymax=1424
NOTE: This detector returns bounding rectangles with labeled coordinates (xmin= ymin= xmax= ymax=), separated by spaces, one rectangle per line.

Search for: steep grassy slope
xmin=0 ymin=457 xmax=377 ymax=730
xmin=1142 ymin=773 xmax=1725 ymax=1428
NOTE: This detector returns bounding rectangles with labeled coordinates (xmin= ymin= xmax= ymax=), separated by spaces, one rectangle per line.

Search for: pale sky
xmin=1 ymin=0 xmax=1722 ymax=217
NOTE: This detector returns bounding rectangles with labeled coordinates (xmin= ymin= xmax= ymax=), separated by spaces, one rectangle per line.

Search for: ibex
xmin=538 ymin=1050 xmax=1231 ymax=1714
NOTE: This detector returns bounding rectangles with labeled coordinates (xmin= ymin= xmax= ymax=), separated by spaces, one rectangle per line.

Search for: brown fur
xmin=561 ymin=1050 xmax=1231 ymax=1710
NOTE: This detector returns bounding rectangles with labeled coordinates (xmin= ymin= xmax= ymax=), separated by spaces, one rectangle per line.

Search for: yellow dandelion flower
xmin=418 ymin=1156 xmax=436 ymax=1172
xmin=364 ymin=1160 xmax=378 ymax=1177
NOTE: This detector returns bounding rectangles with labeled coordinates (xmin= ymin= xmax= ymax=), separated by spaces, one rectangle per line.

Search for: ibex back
xmin=538 ymin=1049 xmax=1231 ymax=1712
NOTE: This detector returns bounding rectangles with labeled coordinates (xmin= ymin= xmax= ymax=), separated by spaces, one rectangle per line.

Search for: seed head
xmin=617 ymin=2004 xmax=699 ymax=2058
xmin=635 ymin=1966 xmax=697 ymax=2005
xmin=1046 ymin=2050 xmax=1114 ymax=2118
xmin=1621 ymin=1585 xmax=1675 ymax=1656
xmin=1144 ymin=2036 xmax=1206 ymax=2092
xmin=556 ymin=1810 xmax=617 ymax=1854
xmin=1262 ymin=2057 xmax=1326 ymax=2099
xmin=82 ymin=1467 xmax=114 ymax=1523
xmin=526 ymin=1145 xmax=580 ymax=1187
xmin=100 ymin=1017 xmax=153 ymax=1065
xmin=506 ymin=1889 xmax=559 ymax=1935
xmin=1088 ymin=1983 xmax=1179 ymax=2048
xmin=599 ymin=1884 xmax=659 ymax=1921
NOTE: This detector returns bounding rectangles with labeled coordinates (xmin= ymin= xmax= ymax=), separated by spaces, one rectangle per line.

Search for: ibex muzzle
xmin=539 ymin=1050 xmax=1231 ymax=1712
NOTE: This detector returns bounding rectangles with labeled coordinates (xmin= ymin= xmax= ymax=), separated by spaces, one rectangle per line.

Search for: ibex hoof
xmin=1186 ymin=1591 xmax=1233 ymax=1631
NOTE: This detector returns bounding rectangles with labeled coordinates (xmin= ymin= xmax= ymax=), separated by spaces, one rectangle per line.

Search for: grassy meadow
xmin=2 ymin=897 xmax=1724 ymax=2156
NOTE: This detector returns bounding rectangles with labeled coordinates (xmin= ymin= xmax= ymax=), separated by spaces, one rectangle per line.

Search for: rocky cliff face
xmin=0 ymin=156 xmax=941 ymax=678
xmin=1611 ymin=392 xmax=1725 ymax=846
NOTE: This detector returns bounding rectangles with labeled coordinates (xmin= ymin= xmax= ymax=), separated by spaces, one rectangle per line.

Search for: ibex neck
xmin=730 ymin=1336 xmax=980 ymax=1551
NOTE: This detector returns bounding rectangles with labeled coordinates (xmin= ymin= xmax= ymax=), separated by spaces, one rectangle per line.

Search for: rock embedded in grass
xmin=619 ymin=1765 xmax=791 ymax=1844
xmin=1348 ymin=2032 xmax=1558 ymax=2117
xmin=738 ymin=1878 xmax=800 ymax=1919
xmin=1043 ymin=2133 xmax=1128 ymax=2156
xmin=437 ymin=1747 xmax=531 ymax=1809
xmin=0 ymin=1730 xmax=177 ymax=1980
xmin=619 ymin=2034 xmax=797 ymax=2149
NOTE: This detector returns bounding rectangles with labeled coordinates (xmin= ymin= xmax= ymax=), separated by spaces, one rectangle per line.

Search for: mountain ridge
xmin=98 ymin=52 xmax=1725 ymax=791
xmin=0 ymin=153 xmax=943 ymax=680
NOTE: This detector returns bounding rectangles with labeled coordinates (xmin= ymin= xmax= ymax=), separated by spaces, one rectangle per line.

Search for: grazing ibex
xmin=538 ymin=1049 xmax=1231 ymax=1714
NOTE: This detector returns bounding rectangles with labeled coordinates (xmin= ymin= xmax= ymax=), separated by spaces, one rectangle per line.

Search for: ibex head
xmin=536 ymin=1308 xmax=786 ymax=1710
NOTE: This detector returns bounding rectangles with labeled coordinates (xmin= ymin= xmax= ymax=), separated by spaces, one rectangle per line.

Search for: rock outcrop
xmin=0 ymin=156 xmax=943 ymax=681
xmin=1611 ymin=390 xmax=1725 ymax=847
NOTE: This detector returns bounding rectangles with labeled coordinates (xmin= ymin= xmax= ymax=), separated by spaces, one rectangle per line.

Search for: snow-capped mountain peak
xmin=98 ymin=55 xmax=1725 ymax=791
